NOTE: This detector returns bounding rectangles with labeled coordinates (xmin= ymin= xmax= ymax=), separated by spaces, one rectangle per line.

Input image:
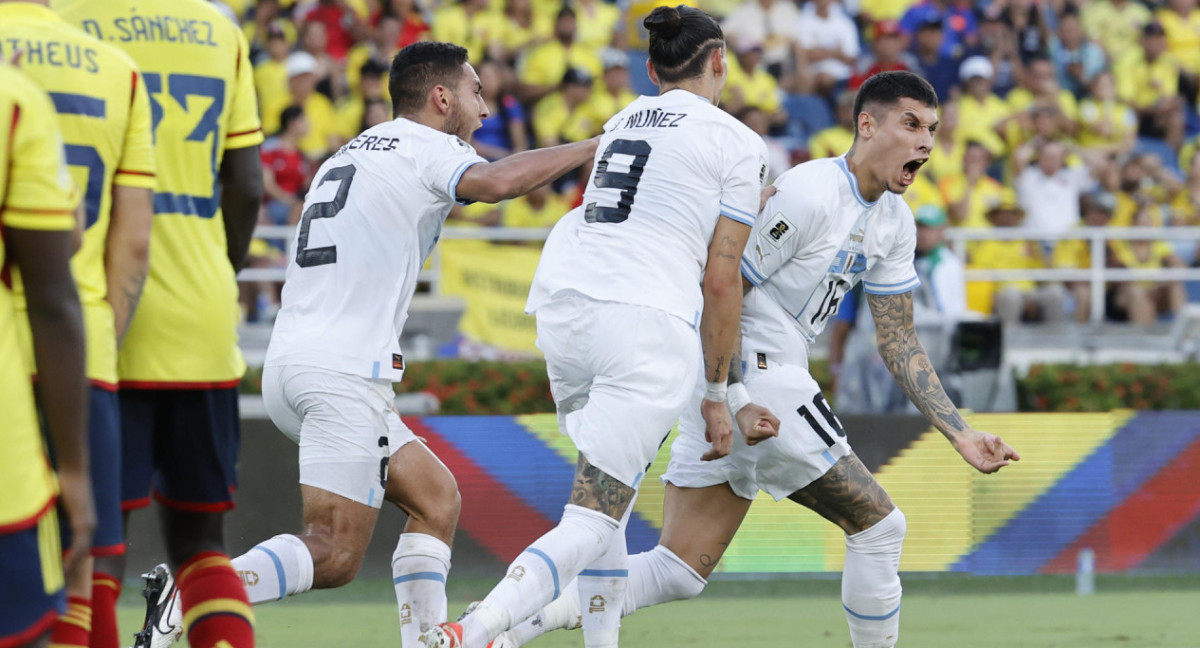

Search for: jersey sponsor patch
xmin=448 ymin=136 xmax=473 ymax=153
xmin=392 ymin=353 xmax=404 ymax=370
xmin=764 ymin=212 xmax=796 ymax=250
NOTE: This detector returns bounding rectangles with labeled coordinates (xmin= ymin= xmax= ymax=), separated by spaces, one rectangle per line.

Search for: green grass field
xmin=116 ymin=575 xmax=1200 ymax=648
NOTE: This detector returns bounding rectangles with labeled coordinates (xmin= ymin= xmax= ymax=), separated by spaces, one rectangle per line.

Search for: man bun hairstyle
xmin=644 ymin=5 xmax=724 ymax=84
xmin=390 ymin=41 xmax=469 ymax=116
xmin=852 ymin=70 xmax=939 ymax=128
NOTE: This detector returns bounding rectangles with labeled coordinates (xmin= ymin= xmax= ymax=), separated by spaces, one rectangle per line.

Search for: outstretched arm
xmin=867 ymin=290 xmax=1019 ymax=473
xmin=456 ymin=138 xmax=598 ymax=204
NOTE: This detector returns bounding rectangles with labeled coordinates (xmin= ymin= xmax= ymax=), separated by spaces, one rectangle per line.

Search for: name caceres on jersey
xmin=739 ymin=156 xmax=921 ymax=368
xmin=526 ymin=89 xmax=768 ymax=326
xmin=265 ymin=119 xmax=485 ymax=381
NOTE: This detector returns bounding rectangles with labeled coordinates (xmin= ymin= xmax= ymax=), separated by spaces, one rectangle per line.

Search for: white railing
xmin=243 ymin=225 xmax=1200 ymax=325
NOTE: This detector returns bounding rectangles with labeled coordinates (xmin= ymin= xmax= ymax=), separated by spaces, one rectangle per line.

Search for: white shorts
xmin=664 ymin=360 xmax=851 ymax=501
xmin=535 ymin=293 xmax=700 ymax=488
xmin=262 ymin=364 xmax=418 ymax=508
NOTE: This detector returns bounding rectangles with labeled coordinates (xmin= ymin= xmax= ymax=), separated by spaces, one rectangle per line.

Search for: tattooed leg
xmin=658 ymin=483 xmax=754 ymax=578
xmin=787 ymin=453 xmax=894 ymax=535
xmin=570 ymin=453 xmax=636 ymax=521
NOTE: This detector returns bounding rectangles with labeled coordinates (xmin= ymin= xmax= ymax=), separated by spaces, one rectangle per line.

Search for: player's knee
xmin=847 ymin=508 xmax=905 ymax=555
xmin=404 ymin=475 xmax=460 ymax=539
xmin=322 ymin=545 xmax=365 ymax=588
xmin=654 ymin=546 xmax=707 ymax=602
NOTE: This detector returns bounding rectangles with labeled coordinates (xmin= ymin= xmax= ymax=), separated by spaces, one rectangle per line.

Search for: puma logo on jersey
xmin=764 ymin=213 xmax=795 ymax=249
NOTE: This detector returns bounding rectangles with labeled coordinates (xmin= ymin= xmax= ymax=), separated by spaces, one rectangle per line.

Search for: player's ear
xmin=711 ymin=46 xmax=726 ymax=80
xmin=646 ymin=59 xmax=659 ymax=86
xmin=856 ymin=108 xmax=874 ymax=140
xmin=432 ymin=83 xmax=452 ymax=116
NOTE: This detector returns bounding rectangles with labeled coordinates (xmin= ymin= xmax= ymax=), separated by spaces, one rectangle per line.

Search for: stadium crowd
xmin=231 ymin=0 xmax=1200 ymax=325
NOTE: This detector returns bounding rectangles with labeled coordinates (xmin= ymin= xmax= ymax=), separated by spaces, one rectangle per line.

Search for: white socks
xmin=393 ymin=533 xmax=452 ymax=648
xmin=232 ymin=533 xmax=315 ymax=604
xmin=842 ymin=508 xmax=906 ymax=648
xmin=577 ymin=503 xmax=631 ymax=648
xmin=508 ymin=545 xmax=707 ymax=645
xmin=462 ymin=504 xmax=619 ymax=647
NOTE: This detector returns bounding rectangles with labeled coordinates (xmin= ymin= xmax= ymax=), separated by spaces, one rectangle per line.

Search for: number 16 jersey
xmin=526 ymin=89 xmax=768 ymax=326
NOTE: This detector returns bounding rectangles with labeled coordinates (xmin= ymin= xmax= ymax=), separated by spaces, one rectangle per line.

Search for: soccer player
xmin=0 ymin=4 xmax=156 ymax=648
xmin=497 ymin=71 xmax=1020 ymax=648
xmin=0 ymin=64 xmax=90 ymax=648
xmin=53 ymin=2 xmax=264 ymax=648
xmin=135 ymin=41 xmax=601 ymax=648
xmin=423 ymin=7 xmax=770 ymax=648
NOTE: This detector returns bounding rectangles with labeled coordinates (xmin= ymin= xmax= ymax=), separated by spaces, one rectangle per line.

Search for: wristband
xmin=703 ymin=380 xmax=727 ymax=402
xmin=726 ymin=382 xmax=751 ymax=415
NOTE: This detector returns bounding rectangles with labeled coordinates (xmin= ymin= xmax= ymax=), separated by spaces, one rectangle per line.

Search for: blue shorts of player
xmin=120 ymin=388 xmax=241 ymax=512
xmin=57 ymin=386 xmax=124 ymax=556
xmin=0 ymin=509 xmax=65 ymax=648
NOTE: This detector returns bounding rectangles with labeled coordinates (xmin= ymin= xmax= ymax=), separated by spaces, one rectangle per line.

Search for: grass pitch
xmin=117 ymin=575 xmax=1199 ymax=647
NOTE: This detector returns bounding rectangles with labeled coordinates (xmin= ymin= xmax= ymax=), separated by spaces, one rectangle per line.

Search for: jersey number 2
xmin=585 ymin=139 xmax=652 ymax=224
xmin=296 ymin=165 xmax=356 ymax=268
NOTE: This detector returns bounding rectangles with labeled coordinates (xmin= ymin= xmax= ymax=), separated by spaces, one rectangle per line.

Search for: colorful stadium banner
xmin=408 ymin=412 xmax=1200 ymax=575
xmin=438 ymin=241 xmax=542 ymax=355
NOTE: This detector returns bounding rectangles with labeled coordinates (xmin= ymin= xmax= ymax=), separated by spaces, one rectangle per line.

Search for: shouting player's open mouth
xmin=899 ymin=157 xmax=927 ymax=187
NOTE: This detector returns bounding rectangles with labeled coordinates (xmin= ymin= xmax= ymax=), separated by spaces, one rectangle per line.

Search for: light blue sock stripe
xmin=843 ymin=603 xmax=901 ymax=621
xmin=393 ymin=571 xmax=447 ymax=585
xmin=253 ymin=545 xmax=287 ymax=601
xmin=579 ymin=569 xmax=629 ymax=577
xmin=524 ymin=548 xmax=560 ymax=599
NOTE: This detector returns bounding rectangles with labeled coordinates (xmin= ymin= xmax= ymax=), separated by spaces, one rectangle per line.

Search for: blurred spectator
xmin=912 ymin=203 xmax=967 ymax=318
xmin=927 ymin=97 xmax=964 ymax=180
xmin=246 ymin=1 xmax=296 ymax=53
xmin=902 ymin=165 xmax=948 ymax=216
xmin=941 ymin=140 xmax=1005 ymax=229
xmin=501 ymin=0 xmax=551 ymax=60
xmin=517 ymin=7 xmax=602 ymax=104
xmin=361 ymin=97 xmax=390 ymax=131
xmin=262 ymin=105 xmax=312 ymax=226
xmin=502 ymin=183 xmax=571 ymax=228
xmin=807 ymin=90 xmax=855 ymax=160
xmin=1052 ymin=189 xmax=1119 ymax=322
xmin=1081 ymin=0 xmax=1152 ymax=60
xmin=1111 ymin=153 xmax=1182 ymax=227
xmin=1015 ymin=139 xmax=1093 ymax=235
xmin=858 ymin=0 xmax=919 ymax=23
xmin=474 ymin=58 xmax=530 ymax=160
xmin=531 ymin=68 xmax=596 ymax=148
xmin=264 ymin=51 xmax=340 ymax=158
xmin=793 ymin=0 xmax=859 ymax=97
xmin=584 ymin=49 xmax=639 ymax=127
xmin=849 ymin=20 xmax=913 ymax=89
xmin=373 ymin=0 xmax=430 ymax=50
xmin=956 ymin=56 xmax=1009 ymax=157
xmin=721 ymin=0 xmax=800 ymax=76
xmin=1048 ymin=7 xmax=1106 ymax=98
xmin=1005 ymin=54 xmax=1078 ymax=147
xmin=345 ymin=16 xmax=399 ymax=96
xmin=737 ymin=107 xmax=792 ymax=182
xmin=297 ymin=18 xmax=341 ymax=99
xmin=910 ymin=11 xmax=961 ymax=101
xmin=337 ymin=58 xmax=389 ymax=138
xmin=255 ymin=22 xmax=292 ymax=119
xmin=971 ymin=11 xmax=1019 ymax=95
xmin=1115 ymin=22 xmax=1185 ymax=151
xmin=900 ymin=1 xmax=978 ymax=59
xmin=573 ymin=0 xmax=621 ymax=51
xmin=996 ymin=0 xmax=1047 ymax=64
xmin=970 ymin=191 xmax=1067 ymax=324
xmin=432 ymin=0 xmax=505 ymax=63
xmin=1157 ymin=0 xmax=1200 ymax=77
xmin=1110 ymin=205 xmax=1186 ymax=324
xmin=723 ymin=38 xmax=787 ymax=129
xmin=296 ymin=0 xmax=366 ymax=61
xmin=1077 ymin=72 xmax=1138 ymax=164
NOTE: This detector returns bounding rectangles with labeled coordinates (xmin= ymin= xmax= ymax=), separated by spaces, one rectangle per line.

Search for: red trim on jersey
xmin=226 ymin=128 xmax=262 ymax=139
xmin=118 ymin=379 xmax=242 ymax=390
xmin=0 ymin=496 xmax=56 ymax=535
xmin=1 ymin=104 xmax=17 ymax=290
xmin=89 ymin=379 xmax=118 ymax=392
xmin=0 ymin=609 xmax=59 ymax=648
xmin=91 ymin=542 xmax=126 ymax=558
xmin=4 ymin=206 xmax=75 ymax=216
xmin=129 ymin=70 xmax=138 ymax=107
xmin=115 ymin=169 xmax=155 ymax=178
xmin=120 ymin=497 xmax=151 ymax=512
xmin=152 ymin=491 xmax=235 ymax=513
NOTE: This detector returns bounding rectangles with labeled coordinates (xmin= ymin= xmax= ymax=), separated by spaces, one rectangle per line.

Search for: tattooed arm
xmin=868 ymin=290 xmax=1019 ymax=473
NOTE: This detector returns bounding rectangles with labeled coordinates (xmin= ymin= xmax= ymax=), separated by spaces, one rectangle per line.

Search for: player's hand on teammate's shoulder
xmin=759 ymin=184 xmax=777 ymax=212
xmin=735 ymin=402 xmax=779 ymax=446
xmin=57 ymin=465 xmax=97 ymax=579
xmin=700 ymin=399 xmax=734 ymax=461
xmin=952 ymin=428 xmax=1021 ymax=474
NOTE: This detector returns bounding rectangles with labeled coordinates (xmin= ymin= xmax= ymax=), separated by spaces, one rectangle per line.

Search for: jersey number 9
xmin=585 ymin=139 xmax=652 ymax=224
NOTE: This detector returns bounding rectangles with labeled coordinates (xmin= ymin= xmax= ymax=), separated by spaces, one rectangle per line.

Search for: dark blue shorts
xmin=59 ymin=386 xmax=124 ymax=556
xmin=0 ymin=510 xmax=65 ymax=648
xmin=120 ymin=387 xmax=241 ymax=512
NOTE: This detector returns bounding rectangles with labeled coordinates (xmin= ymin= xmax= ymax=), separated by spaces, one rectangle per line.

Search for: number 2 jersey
xmin=265 ymin=119 xmax=486 ymax=381
xmin=740 ymin=156 xmax=920 ymax=368
xmin=55 ymin=0 xmax=264 ymax=387
xmin=526 ymin=89 xmax=768 ymax=325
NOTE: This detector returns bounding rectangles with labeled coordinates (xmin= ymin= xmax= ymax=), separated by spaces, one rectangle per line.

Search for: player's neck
xmin=397 ymin=109 xmax=446 ymax=134
xmin=658 ymin=80 xmax=715 ymax=104
xmin=844 ymin=146 xmax=886 ymax=202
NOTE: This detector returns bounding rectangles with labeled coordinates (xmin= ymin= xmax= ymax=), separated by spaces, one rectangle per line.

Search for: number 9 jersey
xmin=526 ymin=89 xmax=768 ymax=326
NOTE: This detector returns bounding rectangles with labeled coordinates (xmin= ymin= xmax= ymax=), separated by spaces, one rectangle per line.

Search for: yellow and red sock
xmin=90 ymin=573 xmax=121 ymax=648
xmin=49 ymin=596 xmax=91 ymax=648
xmin=176 ymin=552 xmax=255 ymax=648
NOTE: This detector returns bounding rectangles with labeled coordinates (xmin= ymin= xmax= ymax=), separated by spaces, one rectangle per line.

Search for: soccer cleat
xmin=488 ymin=631 xmax=519 ymax=648
xmin=132 ymin=564 xmax=183 ymax=648
xmin=419 ymin=623 xmax=464 ymax=648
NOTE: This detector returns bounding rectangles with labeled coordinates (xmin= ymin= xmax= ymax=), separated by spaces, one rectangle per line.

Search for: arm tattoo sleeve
xmin=867 ymin=291 xmax=969 ymax=439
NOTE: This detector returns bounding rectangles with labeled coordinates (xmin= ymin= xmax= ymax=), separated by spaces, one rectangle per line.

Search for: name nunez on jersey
xmin=616 ymin=107 xmax=689 ymax=130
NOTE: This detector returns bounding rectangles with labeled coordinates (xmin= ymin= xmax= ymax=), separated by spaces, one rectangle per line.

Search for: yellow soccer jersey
xmin=55 ymin=0 xmax=265 ymax=387
xmin=0 ymin=2 xmax=156 ymax=387
xmin=0 ymin=66 xmax=77 ymax=530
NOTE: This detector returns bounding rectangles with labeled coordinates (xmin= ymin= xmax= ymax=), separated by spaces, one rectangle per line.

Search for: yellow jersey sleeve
xmin=115 ymin=70 xmax=157 ymax=189
xmin=1 ymin=70 xmax=77 ymax=231
xmin=226 ymin=29 xmax=264 ymax=150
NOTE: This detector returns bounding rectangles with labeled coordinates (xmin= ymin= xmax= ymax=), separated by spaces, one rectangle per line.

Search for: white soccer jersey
xmin=526 ymin=89 xmax=768 ymax=325
xmin=739 ymin=156 xmax=920 ymax=367
xmin=266 ymin=118 xmax=486 ymax=380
